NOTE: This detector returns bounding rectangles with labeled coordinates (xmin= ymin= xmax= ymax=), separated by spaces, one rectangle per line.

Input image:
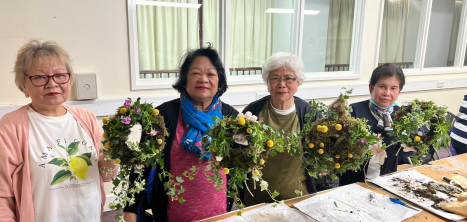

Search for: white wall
xmin=424 ymin=0 xmax=456 ymax=67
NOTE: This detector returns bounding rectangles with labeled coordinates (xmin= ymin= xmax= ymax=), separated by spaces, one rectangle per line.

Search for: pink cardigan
xmin=0 ymin=104 xmax=117 ymax=222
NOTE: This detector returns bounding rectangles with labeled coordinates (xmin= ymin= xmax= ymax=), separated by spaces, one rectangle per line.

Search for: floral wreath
xmin=203 ymin=112 xmax=286 ymax=214
xmin=298 ymin=89 xmax=383 ymax=180
xmin=390 ymin=99 xmax=451 ymax=165
xmin=101 ymin=98 xmax=169 ymax=220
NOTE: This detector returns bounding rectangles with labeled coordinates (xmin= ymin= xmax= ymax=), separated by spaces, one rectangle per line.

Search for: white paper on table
xmin=369 ymin=169 xmax=465 ymax=221
xmin=217 ymin=203 xmax=315 ymax=222
xmin=293 ymin=184 xmax=421 ymax=222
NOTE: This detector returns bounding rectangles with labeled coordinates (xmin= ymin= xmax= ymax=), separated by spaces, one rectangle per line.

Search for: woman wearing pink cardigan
xmin=0 ymin=40 xmax=117 ymax=222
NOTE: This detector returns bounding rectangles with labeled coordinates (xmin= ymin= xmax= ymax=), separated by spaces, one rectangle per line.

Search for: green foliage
xmin=101 ymin=98 xmax=177 ymax=219
xmin=293 ymin=88 xmax=382 ymax=180
xmin=203 ymin=114 xmax=286 ymax=213
xmin=390 ymin=99 xmax=451 ymax=165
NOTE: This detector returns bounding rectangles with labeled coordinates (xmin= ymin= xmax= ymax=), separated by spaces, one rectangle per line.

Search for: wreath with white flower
xmin=298 ymin=89 xmax=383 ymax=180
xmin=101 ymin=98 xmax=171 ymax=220
xmin=390 ymin=99 xmax=451 ymax=165
xmin=203 ymin=112 xmax=286 ymax=215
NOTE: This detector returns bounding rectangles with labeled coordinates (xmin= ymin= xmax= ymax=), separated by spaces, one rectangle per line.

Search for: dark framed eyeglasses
xmin=268 ymin=76 xmax=297 ymax=84
xmin=27 ymin=73 xmax=71 ymax=87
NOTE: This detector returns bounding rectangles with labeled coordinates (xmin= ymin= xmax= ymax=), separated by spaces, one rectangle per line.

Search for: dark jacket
xmin=339 ymin=99 xmax=401 ymax=186
xmin=242 ymin=95 xmax=318 ymax=196
xmin=124 ymin=98 xmax=238 ymax=222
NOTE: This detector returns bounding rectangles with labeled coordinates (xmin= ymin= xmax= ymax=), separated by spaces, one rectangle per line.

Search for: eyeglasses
xmin=27 ymin=73 xmax=71 ymax=87
xmin=268 ymin=76 xmax=297 ymax=84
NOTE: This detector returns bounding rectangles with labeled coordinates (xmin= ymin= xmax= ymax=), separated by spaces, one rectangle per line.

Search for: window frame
xmin=128 ymin=0 xmax=368 ymax=90
xmin=375 ymin=0 xmax=467 ymax=75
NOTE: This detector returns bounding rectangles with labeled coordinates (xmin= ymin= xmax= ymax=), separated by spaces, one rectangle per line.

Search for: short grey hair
xmin=14 ymin=39 xmax=74 ymax=92
xmin=262 ymin=52 xmax=305 ymax=85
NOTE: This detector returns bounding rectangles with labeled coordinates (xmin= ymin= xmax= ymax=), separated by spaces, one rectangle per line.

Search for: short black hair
xmin=370 ymin=63 xmax=406 ymax=91
xmin=172 ymin=45 xmax=228 ymax=96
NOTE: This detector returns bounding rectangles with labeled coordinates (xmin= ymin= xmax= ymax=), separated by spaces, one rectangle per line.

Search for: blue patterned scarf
xmin=180 ymin=93 xmax=222 ymax=160
xmin=369 ymin=99 xmax=395 ymax=132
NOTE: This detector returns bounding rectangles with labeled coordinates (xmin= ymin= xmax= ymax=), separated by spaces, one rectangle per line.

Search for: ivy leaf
xmin=47 ymin=158 xmax=68 ymax=167
xmin=237 ymin=212 xmax=242 ymax=216
xmin=272 ymin=190 xmax=280 ymax=198
xmin=260 ymin=180 xmax=268 ymax=191
xmin=179 ymin=197 xmax=186 ymax=204
xmin=166 ymin=188 xmax=175 ymax=196
xmin=176 ymin=176 xmax=184 ymax=183
xmin=50 ymin=169 xmax=72 ymax=185
xmin=67 ymin=142 xmax=80 ymax=155
xmin=113 ymin=178 xmax=121 ymax=187
xmin=178 ymin=186 xmax=186 ymax=195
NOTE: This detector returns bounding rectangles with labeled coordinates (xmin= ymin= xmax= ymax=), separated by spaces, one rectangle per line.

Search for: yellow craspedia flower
xmin=317 ymin=125 xmax=322 ymax=131
xmin=414 ymin=136 xmax=421 ymax=142
xmin=223 ymin=168 xmax=230 ymax=174
xmin=70 ymin=157 xmax=89 ymax=180
xmin=308 ymin=143 xmax=315 ymax=149
xmin=320 ymin=143 xmax=324 ymax=147
xmin=152 ymin=109 xmax=160 ymax=116
xmin=335 ymin=124 xmax=342 ymax=131
xmin=120 ymin=108 xmax=127 ymax=114
xmin=335 ymin=163 xmax=341 ymax=169
xmin=157 ymin=139 xmax=163 ymax=144
xmin=215 ymin=161 xmax=220 ymax=166
xmin=267 ymin=140 xmax=274 ymax=148
xmin=348 ymin=153 xmax=353 ymax=158
xmin=335 ymin=155 xmax=340 ymax=159
xmin=259 ymin=159 xmax=265 ymax=165
xmin=253 ymin=170 xmax=260 ymax=176
xmin=318 ymin=149 xmax=324 ymax=154
xmin=105 ymin=142 xmax=111 ymax=149
xmin=321 ymin=126 xmax=328 ymax=133
xmin=103 ymin=117 xmax=109 ymax=124
xmin=131 ymin=158 xmax=135 ymax=163
xmin=238 ymin=117 xmax=246 ymax=125
xmin=247 ymin=128 xmax=253 ymax=134
xmin=103 ymin=132 xmax=109 ymax=139
xmin=411 ymin=101 xmax=416 ymax=106
xmin=114 ymin=158 xmax=121 ymax=165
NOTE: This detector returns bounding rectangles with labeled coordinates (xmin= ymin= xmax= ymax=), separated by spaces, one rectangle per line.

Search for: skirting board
xmin=1 ymin=78 xmax=467 ymax=118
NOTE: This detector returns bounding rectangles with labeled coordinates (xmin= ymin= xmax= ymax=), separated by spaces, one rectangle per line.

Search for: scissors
xmin=389 ymin=198 xmax=419 ymax=211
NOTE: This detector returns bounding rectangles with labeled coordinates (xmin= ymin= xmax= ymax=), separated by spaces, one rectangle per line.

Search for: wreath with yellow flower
xmin=101 ymin=98 xmax=169 ymax=220
xmin=298 ymin=89 xmax=383 ymax=180
xmin=390 ymin=99 xmax=451 ymax=165
xmin=203 ymin=112 xmax=286 ymax=215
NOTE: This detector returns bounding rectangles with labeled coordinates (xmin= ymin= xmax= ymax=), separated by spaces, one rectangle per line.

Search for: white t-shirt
xmin=27 ymin=107 xmax=101 ymax=222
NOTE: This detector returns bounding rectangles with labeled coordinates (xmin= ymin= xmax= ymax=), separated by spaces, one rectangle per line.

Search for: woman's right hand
xmin=123 ymin=212 xmax=137 ymax=222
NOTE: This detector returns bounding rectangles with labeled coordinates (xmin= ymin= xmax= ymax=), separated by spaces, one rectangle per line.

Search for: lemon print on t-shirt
xmin=48 ymin=141 xmax=93 ymax=185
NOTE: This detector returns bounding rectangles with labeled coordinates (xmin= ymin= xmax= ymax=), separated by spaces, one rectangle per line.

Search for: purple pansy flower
xmin=359 ymin=138 xmax=368 ymax=144
xmin=147 ymin=130 xmax=158 ymax=136
xmin=121 ymin=115 xmax=131 ymax=124
xmin=124 ymin=99 xmax=131 ymax=108
xmin=135 ymin=106 xmax=141 ymax=114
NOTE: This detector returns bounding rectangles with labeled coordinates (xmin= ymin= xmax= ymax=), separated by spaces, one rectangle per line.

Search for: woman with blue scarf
xmin=123 ymin=46 xmax=238 ymax=222
xmin=339 ymin=63 xmax=408 ymax=186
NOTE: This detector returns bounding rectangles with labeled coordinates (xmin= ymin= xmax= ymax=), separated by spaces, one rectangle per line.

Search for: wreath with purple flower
xmin=101 ymin=98 xmax=169 ymax=219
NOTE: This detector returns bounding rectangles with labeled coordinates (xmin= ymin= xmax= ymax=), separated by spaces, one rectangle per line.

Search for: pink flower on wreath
xmin=121 ymin=115 xmax=131 ymax=124
xmin=135 ymin=106 xmax=141 ymax=114
xmin=359 ymin=138 xmax=368 ymax=144
xmin=124 ymin=99 xmax=131 ymax=108
xmin=147 ymin=130 xmax=158 ymax=136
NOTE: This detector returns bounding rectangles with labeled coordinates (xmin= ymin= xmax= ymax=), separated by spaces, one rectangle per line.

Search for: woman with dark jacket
xmin=241 ymin=52 xmax=318 ymax=207
xmin=124 ymin=46 xmax=238 ymax=222
xmin=339 ymin=63 xmax=407 ymax=186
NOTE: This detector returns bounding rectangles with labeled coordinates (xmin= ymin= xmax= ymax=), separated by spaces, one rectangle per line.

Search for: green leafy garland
xmin=203 ymin=112 xmax=285 ymax=215
xmin=101 ymin=98 xmax=172 ymax=220
xmin=390 ymin=99 xmax=451 ymax=165
xmin=297 ymin=89 xmax=383 ymax=180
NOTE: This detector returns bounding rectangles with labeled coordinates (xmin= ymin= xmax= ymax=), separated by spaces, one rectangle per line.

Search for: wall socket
xmin=76 ymin=73 xmax=98 ymax=100
xmin=437 ymin=80 xmax=445 ymax=88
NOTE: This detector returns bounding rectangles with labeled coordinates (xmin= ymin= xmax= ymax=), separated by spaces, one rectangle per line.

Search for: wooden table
xmin=201 ymin=162 xmax=467 ymax=222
